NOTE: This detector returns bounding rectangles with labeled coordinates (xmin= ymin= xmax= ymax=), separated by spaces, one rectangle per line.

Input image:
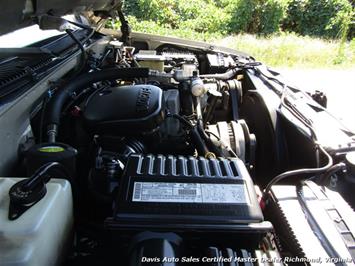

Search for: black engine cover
xmin=110 ymin=154 xmax=266 ymax=227
xmin=106 ymin=154 xmax=272 ymax=247
xmin=83 ymin=85 xmax=164 ymax=135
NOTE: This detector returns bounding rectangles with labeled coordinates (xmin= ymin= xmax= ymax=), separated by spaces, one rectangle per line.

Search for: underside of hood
xmin=0 ymin=0 xmax=121 ymax=36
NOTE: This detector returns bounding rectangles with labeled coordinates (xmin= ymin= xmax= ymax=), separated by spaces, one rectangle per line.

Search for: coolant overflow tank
xmin=0 ymin=177 xmax=73 ymax=266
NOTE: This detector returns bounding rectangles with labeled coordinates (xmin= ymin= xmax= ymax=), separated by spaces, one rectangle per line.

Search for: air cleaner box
xmin=107 ymin=154 xmax=271 ymax=236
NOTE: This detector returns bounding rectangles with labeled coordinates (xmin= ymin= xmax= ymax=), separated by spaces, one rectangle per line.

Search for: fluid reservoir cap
xmin=345 ymin=151 xmax=355 ymax=176
xmin=191 ymin=78 xmax=206 ymax=97
xmin=9 ymin=179 xmax=46 ymax=205
xmin=38 ymin=145 xmax=65 ymax=153
xmin=9 ymin=179 xmax=47 ymax=220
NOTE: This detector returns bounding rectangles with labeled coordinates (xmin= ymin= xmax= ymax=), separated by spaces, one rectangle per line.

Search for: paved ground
xmin=275 ymin=68 xmax=355 ymax=132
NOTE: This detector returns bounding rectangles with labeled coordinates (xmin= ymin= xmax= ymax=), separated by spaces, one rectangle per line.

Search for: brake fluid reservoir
xmin=0 ymin=177 xmax=73 ymax=266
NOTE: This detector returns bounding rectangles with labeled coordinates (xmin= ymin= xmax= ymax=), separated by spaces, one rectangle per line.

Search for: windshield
xmin=0 ymin=14 xmax=86 ymax=48
xmin=0 ymin=25 xmax=63 ymax=48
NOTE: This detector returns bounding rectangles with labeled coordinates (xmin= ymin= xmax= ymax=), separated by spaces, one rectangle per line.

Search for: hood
xmin=0 ymin=0 xmax=121 ymax=36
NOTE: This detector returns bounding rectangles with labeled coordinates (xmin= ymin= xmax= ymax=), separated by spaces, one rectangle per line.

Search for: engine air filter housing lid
xmin=112 ymin=154 xmax=265 ymax=226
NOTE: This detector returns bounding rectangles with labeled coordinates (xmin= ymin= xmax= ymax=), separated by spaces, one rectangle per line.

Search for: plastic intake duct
xmin=45 ymin=67 xmax=149 ymax=142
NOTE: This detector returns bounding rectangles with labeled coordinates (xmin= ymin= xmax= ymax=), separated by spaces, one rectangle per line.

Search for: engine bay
xmin=1 ymin=28 xmax=355 ymax=265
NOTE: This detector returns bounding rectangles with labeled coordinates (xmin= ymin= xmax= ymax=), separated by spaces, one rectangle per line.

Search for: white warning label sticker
xmin=132 ymin=182 xmax=249 ymax=204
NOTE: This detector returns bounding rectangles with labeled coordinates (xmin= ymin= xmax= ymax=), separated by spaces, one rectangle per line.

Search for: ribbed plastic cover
xmin=114 ymin=154 xmax=264 ymax=225
xmin=127 ymin=154 xmax=241 ymax=178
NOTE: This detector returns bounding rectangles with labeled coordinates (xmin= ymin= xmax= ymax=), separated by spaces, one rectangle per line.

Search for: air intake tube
xmin=45 ymin=67 xmax=149 ymax=143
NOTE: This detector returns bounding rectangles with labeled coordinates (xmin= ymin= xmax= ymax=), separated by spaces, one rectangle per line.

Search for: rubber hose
xmin=199 ymin=68 xmax=238 ymax=80
xmin=45 ymin=67 xmax=149 ymax=141
xmin=197 ymin=120 xmax=222 ymax=157
xmin=191 ymin=127 xmax=210 ymax=157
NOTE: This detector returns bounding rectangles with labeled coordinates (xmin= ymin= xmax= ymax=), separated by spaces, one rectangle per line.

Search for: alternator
xmin=207 ymin=120 xmax=256 ymax=168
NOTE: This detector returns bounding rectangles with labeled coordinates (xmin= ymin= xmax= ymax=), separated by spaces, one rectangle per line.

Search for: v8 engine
xmin=2 ymin=28 xmax=355 ymax=266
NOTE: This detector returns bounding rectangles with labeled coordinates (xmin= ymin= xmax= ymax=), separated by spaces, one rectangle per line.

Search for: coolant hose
xmin=45 ymin=67 xmax=149 ymax=143
xmin=191 ymin=127 xmax=214 ymax=158
xmin=197 ymin=120 xmax=222 ymax=157
xmin=167 ymin=114 xmax=215 ymax=158
xmin=199 ymin=68 xmax=239 ymax=80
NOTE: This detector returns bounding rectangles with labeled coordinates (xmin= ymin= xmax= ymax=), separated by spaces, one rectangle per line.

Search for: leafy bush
xmin=126 ymin=0 xmax=179 ymax=27
xmin=178 ymin=2 xmax=231 ymax=34
xmin=109 ymin=15 xmax=224 ymax=41
xmin=259 ymin=0 xmax=289 ymax=34
xmin=283 ymin=0 xmax=354 ymax=38
xmin=122 ymin=0 xmax=354 ymax=38
xmin=224 ymin=0 xmax=257 ymax=33
xmin=123 ymin=0 xmax=230 ymax=34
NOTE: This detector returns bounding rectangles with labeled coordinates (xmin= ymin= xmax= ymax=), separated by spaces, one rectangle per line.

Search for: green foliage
xmin=334 ymin=8 xmax=354 ymax=64
xmin=121 ymin=0 xmax=354 ymax=39
xmin=284 ymin=0 xmax=354 ymax=38
xmin=112 ymin=15 xmax=224 ymax=41
xmin=259 ymin=0 xmax=289 ymax=34
xmin=123 ymin=0 xmax=230 ymax=34
xmin=128 ymin=0 xmax=179 ymax=27
xmin=225 ymin=0 xmax=257 ymax=33
xmin=178 ymin=2 xmax=231 ymax=34
xmin=216 ymin=33 xmax=355 ymax=68
xmin=108 ymin=0 xmax=355 ymax=69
